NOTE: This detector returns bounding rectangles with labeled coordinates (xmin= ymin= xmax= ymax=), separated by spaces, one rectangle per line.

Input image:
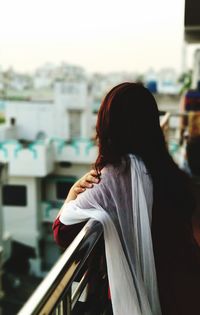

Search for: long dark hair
xmin=95 ymin=82 xmax=194 ymax=219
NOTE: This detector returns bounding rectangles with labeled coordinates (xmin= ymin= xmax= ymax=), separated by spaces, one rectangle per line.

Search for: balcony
xmin=0 ymin=140 xmax=55 ymax=177
xmin=53 ymin=138 xmax=98 ymax=164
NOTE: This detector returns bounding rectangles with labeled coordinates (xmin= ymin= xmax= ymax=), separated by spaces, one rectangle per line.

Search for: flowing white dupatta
xmin=59 ymin=155 xmax=162 ymax=315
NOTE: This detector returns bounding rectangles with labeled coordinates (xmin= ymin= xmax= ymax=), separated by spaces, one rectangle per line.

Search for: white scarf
xmin=59 ymin=155 xmax=162 ymax=315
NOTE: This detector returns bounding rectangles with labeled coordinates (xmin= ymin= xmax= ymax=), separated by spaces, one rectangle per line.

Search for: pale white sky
xmin=0 ymin=0 xmax=197 ymax=73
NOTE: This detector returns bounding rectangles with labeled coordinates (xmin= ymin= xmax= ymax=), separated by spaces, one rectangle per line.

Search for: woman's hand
xmin=65 ymin=169 xmax=100 ymax=203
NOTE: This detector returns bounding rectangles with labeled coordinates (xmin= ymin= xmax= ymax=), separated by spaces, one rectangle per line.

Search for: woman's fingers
xmin=80 ymin=170 xmax=100 ymax=187
xmin=74 ymin=186 xmax=86 ymax=194
xmin=90 ymin=169 xmax=99 ymax=177
xmin=79 ymin=178 xmax=93 ymax=188
xmin=86 ymin=173 xmax=99 ymax=183
xmin=73 ymin=169 xmax=101 ymax=196
xmin=89 ymin=169 xmax=101 ymax=182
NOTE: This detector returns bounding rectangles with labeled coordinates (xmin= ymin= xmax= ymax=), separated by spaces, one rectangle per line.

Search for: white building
xmin=33 ymin=63 xmax=87 ymax=90
xmin=5 ymin=81 xmax=93 ymax=141
xmin=0 ymin=81 xmax=97 ymax=276
xmin=157 ymin=68 xmax=181 ymax=95
xmin=33 ymin=63 xmax=55 ymax=89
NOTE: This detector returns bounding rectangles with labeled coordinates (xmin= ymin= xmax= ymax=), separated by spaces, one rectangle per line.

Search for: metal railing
xmin=18 ymin=220 xmax=108 ymax=315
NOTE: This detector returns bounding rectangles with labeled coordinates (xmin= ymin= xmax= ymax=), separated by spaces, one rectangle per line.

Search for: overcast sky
xmin=0 ymin=0 xmax=198 ymax=73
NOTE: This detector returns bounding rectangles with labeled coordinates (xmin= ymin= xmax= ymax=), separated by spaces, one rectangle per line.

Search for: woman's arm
xmin=55 ymin=169 xmax=100 ymax=219
xmin=53 ymin=169 xmax=101 ymax=248
xmin=52 ymin=217 xmax=85 ymax=248
xmin=66 ymin=169 xmax=100 ymax=202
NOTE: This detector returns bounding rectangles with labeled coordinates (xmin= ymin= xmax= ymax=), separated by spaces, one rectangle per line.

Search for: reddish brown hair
xmin=95 ymin=82 xmax=164 ymax=171
xmin=94 ymin=82 xmax=194 ymax=219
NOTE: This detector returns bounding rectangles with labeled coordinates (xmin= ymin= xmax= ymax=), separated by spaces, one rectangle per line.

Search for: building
xmin=0 ymin=81 xmax=98 ymax=276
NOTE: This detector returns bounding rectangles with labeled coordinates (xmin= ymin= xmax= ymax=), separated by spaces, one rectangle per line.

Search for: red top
xmin=52 ymin=216 xmax=85 ymax=249
xmin=52 ymin=216 xmax=111 ymax=300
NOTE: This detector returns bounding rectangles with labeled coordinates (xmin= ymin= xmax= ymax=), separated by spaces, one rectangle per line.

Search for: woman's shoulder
xmin=100 ymin=160 xmax=132 ymax=188
xmin=101 ymin=161 xmax=128 ymax=178
xmin=101 ymin=164 xmax=117 ymax=175
xmin=101 ymin=156 xmax=149 ymax=178
xmin=99 ymin=165 xmax=117 ymax=186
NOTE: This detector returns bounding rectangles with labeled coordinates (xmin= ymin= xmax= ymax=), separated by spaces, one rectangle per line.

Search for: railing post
xmin=65 ymin=288 xmax=72 ymax=315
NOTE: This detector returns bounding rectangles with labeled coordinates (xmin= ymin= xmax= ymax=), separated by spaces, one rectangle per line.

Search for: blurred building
xmin=0 ymin=81 xmax=97 ymax=276
xmin=5 ymin=81 xmax=93 ymax=141
xmin=144 ymin=68 xmax=181 ymax=95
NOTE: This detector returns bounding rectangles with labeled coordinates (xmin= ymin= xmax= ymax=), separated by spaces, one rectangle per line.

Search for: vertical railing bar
xmin=60 ymin=301 xmax=63 ymax=315
xmin=71 ymin=271 xmax=89 ymax=309
xmin=58 ymin=305 xmax=61 ymax=315
xmin=60 ymin=300 xmax=63 ymax=315
xmin=62 ymin=297 xmax=67 ymax=315
xmin=64 ymin=286 xmax=71 ymax=315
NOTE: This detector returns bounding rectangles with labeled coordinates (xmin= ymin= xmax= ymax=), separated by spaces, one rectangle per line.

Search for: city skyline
xmin=0 ymin=0 xmax=199 ymax=74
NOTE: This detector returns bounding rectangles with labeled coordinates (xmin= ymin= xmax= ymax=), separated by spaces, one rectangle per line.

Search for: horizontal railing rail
xmin=166 ymin=111 xmax=200 ymax=118
xmin=18 ymin=220 xmax=104 ymax=315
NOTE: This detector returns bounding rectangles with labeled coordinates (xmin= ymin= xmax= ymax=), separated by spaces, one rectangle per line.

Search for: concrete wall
xmin=5 ymin=101 xmax=55 ymax=141
xmin=3 ymin=176 xmax=41 ymax=248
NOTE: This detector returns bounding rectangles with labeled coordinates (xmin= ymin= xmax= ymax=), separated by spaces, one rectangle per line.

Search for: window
xmin=68 ymin=110 xmax=81 ymax=139
xmin=56 ymin=181 xmax=74 ymax=200
xmin=2 ymin=185 xmax=27 ymax=206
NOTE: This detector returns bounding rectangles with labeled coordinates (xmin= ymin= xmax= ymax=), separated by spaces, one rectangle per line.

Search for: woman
xmin=53 ymin=83 xmax=200 ymax=315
